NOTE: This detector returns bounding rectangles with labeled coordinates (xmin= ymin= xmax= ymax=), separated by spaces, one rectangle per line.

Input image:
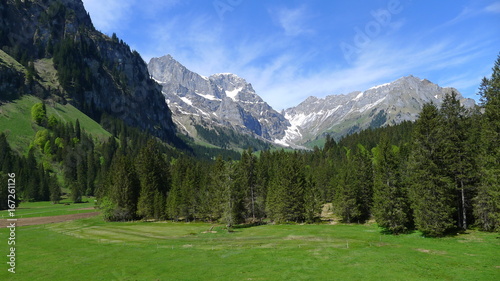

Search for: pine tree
xmin=303 ymin=172 xmax=322 ymax=223
xmin=136 ymin=140 xmax=170 ymax=220
xmin=235 ymin=148 xmax=258 ymax=220
xmin=221 ymin=160 xmax=243 ymax=228
xmin=372 ymin=135 xmax=411 ymax=234
xmin=24 ymin=148 xmax=39 ymax=201
xmin=332 ymin=146 xmax=372 ymax=223
xmin=103 ymin=154 xmax=140 ymax=221
xmin=266 ymin=151 xmax=306 ymax=223
xmin=72 ymin=158 xmax=85 ymax=203
xmin=255 ymin=150 xmax=272 ymax=219
xmin=474 ymin=54 xmax=500 ymax=232
xmin=439 ymin=92 xmax=478 ymax=230
xmin=165 ymin=171 xmax=183 ymax=221
xmin=75 ymin=119 xmax=81 ymax=140
xmin=408 ymin=103 xmax=456 ymax=236
xmin=206 ymin=156 xmax=228 ymax=221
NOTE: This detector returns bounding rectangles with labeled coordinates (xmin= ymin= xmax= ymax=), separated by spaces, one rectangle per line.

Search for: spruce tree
xmin=439 ymin=92 xmax=478 ymax=230
xmin=408 ymin=103 xmax=456 ymax=236
xmin=136 ymin=140 xmax=170 ymax=220
xmin=166 ymin=157 xmax=187 ymax=221
xmin=333 ymin=146 xmax=372 ymax=223
xmin=266 ymin=151 xmax=306 ymax=223
xmin=372 ymin=135 xmax=411 ymax=234
xmin=103 ymin=154 xmax=140 ymax=221
xmin=474 ymin=54 xmax=500 ymax=232
xmin=235 ymin=148 xmax=258 ymax=220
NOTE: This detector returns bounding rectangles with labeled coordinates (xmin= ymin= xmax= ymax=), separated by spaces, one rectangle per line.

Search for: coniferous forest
xmin=1 ymin=54 xmax=499 ymax=237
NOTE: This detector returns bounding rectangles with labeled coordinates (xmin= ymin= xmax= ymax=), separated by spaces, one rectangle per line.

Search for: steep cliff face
xmin=0 ymin=0 xmax=176 ymax=141
xmin=148 ymin=55 xmax=289 ymax=143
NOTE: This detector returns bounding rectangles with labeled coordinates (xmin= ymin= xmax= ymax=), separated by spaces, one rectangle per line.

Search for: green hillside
xmin=0 ymin=95 xmax=111 ymax=154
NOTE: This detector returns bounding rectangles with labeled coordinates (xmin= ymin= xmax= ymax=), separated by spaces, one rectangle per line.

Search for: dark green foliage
xmin=101 ymin=154 xmax=140 ymax=221
xmin=0 ymin=132 xmax=60 ymax=207
xmin=135 ymin=140 xmax=170 ymax=219
xmin=332 ymin=146 xmax=373 ymax=223
xmin=407 ymin=104 xmax=456 ymax=236
xmin=52 ymin=37 xmax=95 ymax=104
xmin=372 ymin=135 xmax=411 ymax=234
xmin=439 ymin=92 xmax=478 ymax=230
xmin=234 ymin=148 xmax=259 ymax=220
xmin=266 ymin=151 xmax=306 ymax=223
xmin=474 ymin=53 xmax=500 ymax=232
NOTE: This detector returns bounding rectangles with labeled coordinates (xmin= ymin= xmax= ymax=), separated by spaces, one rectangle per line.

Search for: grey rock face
xmin=284 ymin=75 xmax=476 ymax=144
xmin=148 ymin=55 xmax=290 ymax=142
xmin=0 ymin=0 xmax=176 ymax=141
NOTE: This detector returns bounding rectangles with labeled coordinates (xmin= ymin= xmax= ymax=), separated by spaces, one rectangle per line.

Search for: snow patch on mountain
xmin=225 ymin=87 xmax=242 ymax=101
xmin=369 ymin=82 xmax=391 ymax=91
xmin=353 ymin=92 xmax=364 ymax=101
xmin=180 ymin=96 xmax=192 ymax=106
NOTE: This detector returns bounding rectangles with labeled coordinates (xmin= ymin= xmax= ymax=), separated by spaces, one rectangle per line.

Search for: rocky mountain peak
xmin=282 ymin=76 xmax=476 ymax=145
xmin=148 ymin=55 xmax=290 ymax=144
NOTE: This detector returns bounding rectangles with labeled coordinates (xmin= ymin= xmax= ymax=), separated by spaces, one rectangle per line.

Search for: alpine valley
xmin=148 ymin=55 xmax=475 ymax=148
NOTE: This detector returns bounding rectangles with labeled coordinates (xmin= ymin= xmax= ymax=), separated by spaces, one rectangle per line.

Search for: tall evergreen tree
xmin=439 ymin=92 xmax=478 ymax=230
xmin=266 ymin=151 xmax=306 ymax=223
xmin=372 ymin=135 xmax=411 ymax=234
xmin=102 ymin=154 xmax=140 ymax=221
xmin=474 ymin=54 xmax=500 ymax=232
xmin=408 ymin=103 xmax=456 ymax=236
xmin=235 ymin=148 xmax=258 ymax=220
xmin=221 ymin=160 xmax=244 ymax=227
xmin=333 ymin=146 xmax=372 ymax=223
xmin=136 ymin=140 xmax=170 ymax=219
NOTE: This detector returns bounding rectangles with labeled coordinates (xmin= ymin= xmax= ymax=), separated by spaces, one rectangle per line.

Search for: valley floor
xmin=0 ymin=203 xmax=498 ymax=281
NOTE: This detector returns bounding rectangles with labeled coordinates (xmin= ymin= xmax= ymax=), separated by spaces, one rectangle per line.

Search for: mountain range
xmin=148 ymin=55 xmax=475 ymax=148
xmin=0 ymin=0 xmax=476 ymax=152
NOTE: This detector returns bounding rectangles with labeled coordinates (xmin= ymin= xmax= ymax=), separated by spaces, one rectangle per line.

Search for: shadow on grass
xmin=378 ymin=228 xmax=417 ymax=236
xmin=232 ymin=222 xmax=266 ymax=230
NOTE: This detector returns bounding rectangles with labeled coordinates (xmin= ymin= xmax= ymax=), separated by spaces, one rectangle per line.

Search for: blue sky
xmin=82 ymin=0 xmax=500 ymax=110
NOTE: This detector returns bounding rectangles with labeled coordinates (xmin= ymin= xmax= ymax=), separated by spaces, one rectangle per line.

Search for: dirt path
xmin=0 ymin=212 xmax=100 ymax=227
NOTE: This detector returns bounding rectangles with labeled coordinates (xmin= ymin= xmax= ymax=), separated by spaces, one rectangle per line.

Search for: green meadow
xmin=0 ymin=210 xmax=498 ymax=280
xmin=0 ymin=95 xmax=111 ymax=154
xmin=0 ymin=199 xmax=96 ymax=219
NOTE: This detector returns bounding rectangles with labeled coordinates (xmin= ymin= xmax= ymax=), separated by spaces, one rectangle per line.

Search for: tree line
xmin=95 ymin=55 xmax=500 ymax=236
xmin=1 ymin=55 xmax=499 ymax=237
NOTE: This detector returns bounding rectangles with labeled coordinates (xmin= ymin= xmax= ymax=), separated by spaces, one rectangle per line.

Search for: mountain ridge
xmin=148 ymin=55 xmax=290 ymax=148
xmin=148 ymin=53 xmax=476 ymax=148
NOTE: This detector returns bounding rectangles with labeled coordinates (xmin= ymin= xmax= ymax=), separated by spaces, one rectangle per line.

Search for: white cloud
xmin=82 ymin=0 xmax=180 ymax=34
xmin=141 ymin=10 xmax=487 ymax=111
xmin=96 ymin=1 xmax=492 ymax=111
xmin=485 ymin=2 xmax=500 ymax=13
xmin=82 ymin=0 xmax=133 ymax=33
xmin=247 ymin=37 xmax=487 ymax=110
xmin=273 ymin=6 xmax=313 ymax=37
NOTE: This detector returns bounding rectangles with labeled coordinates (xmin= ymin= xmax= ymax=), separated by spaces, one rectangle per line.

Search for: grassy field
xmin=0 ymin=199 xmax=96 ymax=219
xmin=0 ymin=209 xmax=498 ymax=280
